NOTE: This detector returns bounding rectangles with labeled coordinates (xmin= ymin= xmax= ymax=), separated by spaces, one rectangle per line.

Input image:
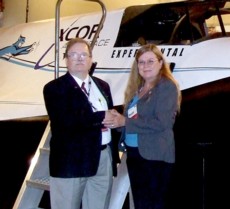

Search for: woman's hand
xmin=103 ymin=109 xmax=125 ymax=128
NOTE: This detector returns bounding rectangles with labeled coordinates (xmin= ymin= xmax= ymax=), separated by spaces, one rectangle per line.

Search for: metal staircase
xmin=13 ymin=121 xmax=134 ymax=209
xmin=12 ymin=122 xmax=51 ymax=209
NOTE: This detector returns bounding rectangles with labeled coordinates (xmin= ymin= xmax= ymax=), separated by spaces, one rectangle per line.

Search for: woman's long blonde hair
xmin=124 ymin=44 xmax=181 ymax=111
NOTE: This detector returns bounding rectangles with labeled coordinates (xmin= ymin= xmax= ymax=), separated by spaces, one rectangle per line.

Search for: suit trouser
xmin=50 ymin=146 xmax=113 ymax=209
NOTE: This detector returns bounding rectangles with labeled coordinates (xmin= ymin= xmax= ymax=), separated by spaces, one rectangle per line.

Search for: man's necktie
xmin=81 ymin=82 xmax=89 ymax=96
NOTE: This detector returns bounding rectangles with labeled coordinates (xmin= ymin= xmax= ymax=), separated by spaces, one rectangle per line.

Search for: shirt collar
xmin=72 ymin=74 xmax=90 ymax=88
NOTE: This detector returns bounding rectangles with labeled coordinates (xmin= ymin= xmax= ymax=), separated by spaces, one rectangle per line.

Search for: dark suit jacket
xmin=43 ymin=72 xmax=119 ymax=178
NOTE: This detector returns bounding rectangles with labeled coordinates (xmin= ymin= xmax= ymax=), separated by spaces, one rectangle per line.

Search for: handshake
xmin=103 ymin=109 xmax=125 ymax=129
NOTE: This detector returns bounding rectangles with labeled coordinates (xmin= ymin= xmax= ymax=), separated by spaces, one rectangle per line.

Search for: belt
xmin=101 ymin=144 xmax=107 ymax=150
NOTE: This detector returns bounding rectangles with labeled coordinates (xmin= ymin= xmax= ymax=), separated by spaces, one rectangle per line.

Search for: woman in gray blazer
xmin=103 ymin=44 xmax=181 ymax=209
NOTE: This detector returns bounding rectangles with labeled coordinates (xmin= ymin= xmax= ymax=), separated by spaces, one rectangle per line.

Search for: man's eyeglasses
xmin=67 ymin=52 xmax=90 ymax=60
xmin=138 ymin=59 xmax=158 ymax=67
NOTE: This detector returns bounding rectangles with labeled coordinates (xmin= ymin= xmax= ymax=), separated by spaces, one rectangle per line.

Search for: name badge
xmin=128 ymin=105 xmax=138 ymax=119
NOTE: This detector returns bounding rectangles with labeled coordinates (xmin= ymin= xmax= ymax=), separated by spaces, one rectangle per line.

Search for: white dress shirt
xmin=72 ymin=74 xmax=111 ymax=145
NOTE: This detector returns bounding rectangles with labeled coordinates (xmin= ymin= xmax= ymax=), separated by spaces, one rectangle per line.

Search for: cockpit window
xmin=114 ymin=0 xmax=230 ymax=47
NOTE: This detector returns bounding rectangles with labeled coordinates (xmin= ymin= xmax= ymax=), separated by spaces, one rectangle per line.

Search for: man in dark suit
xmin=43 ymin=38 xmax=120 ymax=209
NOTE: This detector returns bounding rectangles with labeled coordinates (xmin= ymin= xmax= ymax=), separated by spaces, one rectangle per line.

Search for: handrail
xmin=54 ymin=0 xmax=62 ymax=79
xmin=86 ymin=0 xmax=107 ymax=50
xmin=54 ymin=0 xmax=107 ymax=79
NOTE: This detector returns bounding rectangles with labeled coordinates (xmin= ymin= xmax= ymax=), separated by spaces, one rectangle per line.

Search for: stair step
xmin=26 ymin=177 xmax=50 ymax=191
